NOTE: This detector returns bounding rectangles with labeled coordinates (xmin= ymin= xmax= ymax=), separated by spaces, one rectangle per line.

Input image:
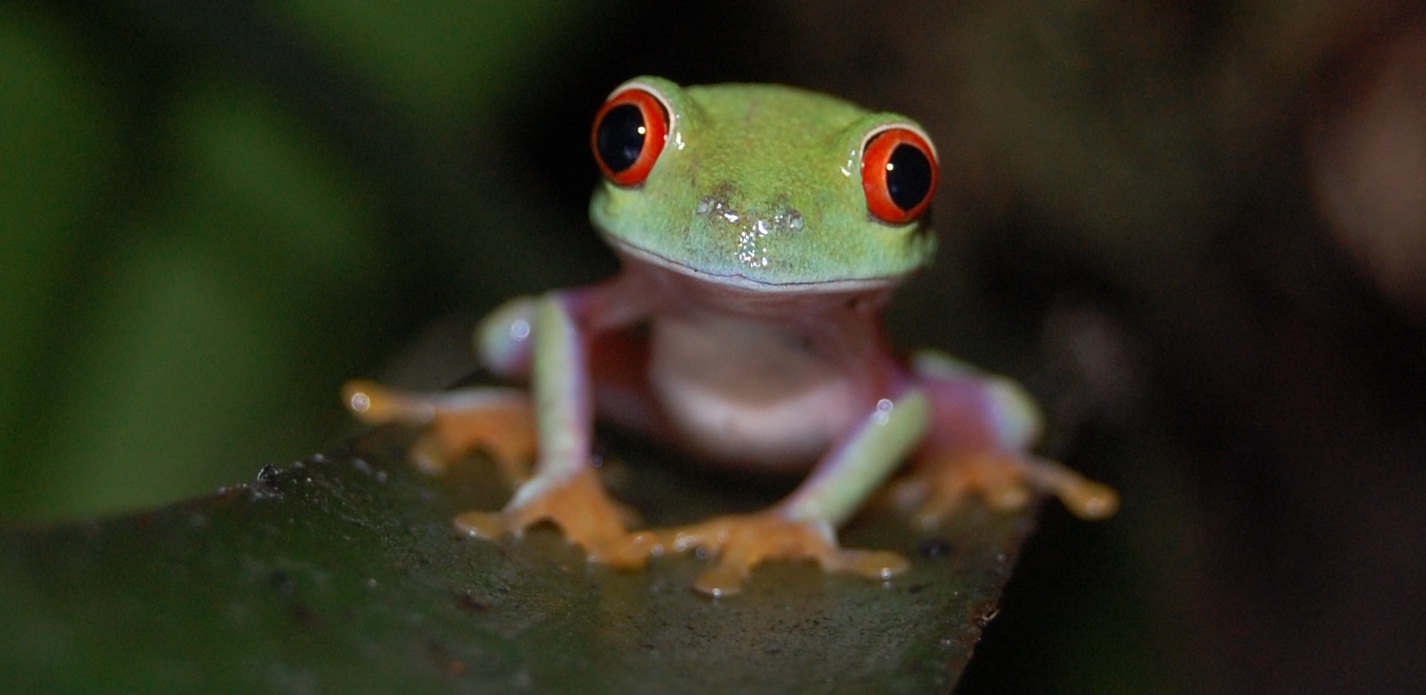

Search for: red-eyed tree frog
xmin=344 ymin=76 xmax=1117 ymax=597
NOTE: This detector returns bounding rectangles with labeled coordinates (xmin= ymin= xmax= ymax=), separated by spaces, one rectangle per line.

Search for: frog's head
xmin=589 ymin=76 xmax=938 ymax=292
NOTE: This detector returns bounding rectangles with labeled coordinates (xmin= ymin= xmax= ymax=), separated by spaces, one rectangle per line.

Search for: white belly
xmin=647 ymin=314 xmax=861 ymax=470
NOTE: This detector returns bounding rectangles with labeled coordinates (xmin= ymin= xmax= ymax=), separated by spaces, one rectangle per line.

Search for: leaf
xmin=0 ymin=427 xmax=1035 ymax=694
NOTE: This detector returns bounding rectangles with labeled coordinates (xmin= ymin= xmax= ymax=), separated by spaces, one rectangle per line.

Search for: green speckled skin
xmin=590 ymin=76 xmax=937 ymax=287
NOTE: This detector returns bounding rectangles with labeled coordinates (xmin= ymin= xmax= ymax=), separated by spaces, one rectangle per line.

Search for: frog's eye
xmin=591 ymin=85 xmax=671 ymax=186
xmin=860 ymin=125 xmax=938 ymax=224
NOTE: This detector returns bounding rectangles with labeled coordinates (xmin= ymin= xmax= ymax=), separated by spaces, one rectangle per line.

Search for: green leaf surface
xmin=0 ymin=428 xmax=1035 ymax=694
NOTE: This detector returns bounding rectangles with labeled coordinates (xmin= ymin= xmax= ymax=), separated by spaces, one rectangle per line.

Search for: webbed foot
xmin=455 ymin=468 xmax=639 ymax=562
xmin=343 ymin=380 xmax=536 ymax=482
xmin=891 ymin=451 xmax=1118 ymax=529
xmin=613 ymin=511 xmax=908 ymax=597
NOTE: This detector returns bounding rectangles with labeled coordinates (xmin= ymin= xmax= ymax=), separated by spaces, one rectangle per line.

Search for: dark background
xmin=3 ymin=1 xmax=1425 ymax=692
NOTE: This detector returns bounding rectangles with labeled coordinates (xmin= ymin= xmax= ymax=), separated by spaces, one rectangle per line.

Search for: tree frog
xmin=344 ymin=76 xmax=1117 ymax=597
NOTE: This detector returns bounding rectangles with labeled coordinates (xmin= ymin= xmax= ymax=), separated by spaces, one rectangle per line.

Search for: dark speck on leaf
xmin=289 ymin=602 xmax=318 ymax=629
xmin=270 ymin=571 xmax=295 ymax=596
xmin=455 ymin=591 xmax=490 ymax=613
xmin=256 ymin=464 xmax=279 ymax=486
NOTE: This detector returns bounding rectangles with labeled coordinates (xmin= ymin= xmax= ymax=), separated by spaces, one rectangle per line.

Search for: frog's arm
xmin=612 ymin=387 xmax=932 ymax=597
xmin=340 ymin=292 xmax=589 ymax=481
xmin=452 ymin=280 xmax=661 ymax=559
xmin=893 ymin=350 xmax=1119 ymax=525
xmin=346 ymin=276 xmax=655 ymax=560
xmin=472 ymin=296 xmax=539 ymax=379
xmin=780 ymin=389 xmax=932 ymax=527
xmin=474 ymin=270 xmax=653 ymax=381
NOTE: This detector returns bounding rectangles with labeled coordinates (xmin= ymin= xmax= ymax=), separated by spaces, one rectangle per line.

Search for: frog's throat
xmin=603 ymin=236 xmax=904 ymax=295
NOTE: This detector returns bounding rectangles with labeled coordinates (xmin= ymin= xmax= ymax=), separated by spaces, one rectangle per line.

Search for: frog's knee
xmin=983 ymin=377 xmax=1043 ymax=450
xmin=913 ymin=350 xmax=1043 ymax=450
xmin=474 ymin=297 xmax=539 ymax=377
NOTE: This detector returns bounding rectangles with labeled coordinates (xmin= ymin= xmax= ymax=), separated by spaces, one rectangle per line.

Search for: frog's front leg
xmin=450 ymin=290 xmax=640 ymax=561
xmin=612 ymin=389 xmax=933 ymax=597
xmin=892 ymin=351 xmax=1119 ymax=528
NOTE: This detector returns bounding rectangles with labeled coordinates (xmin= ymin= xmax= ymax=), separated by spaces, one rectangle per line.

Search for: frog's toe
xmin=344 ymin=380 xmax=535 ymax=480
xmin=425 ymin=399 xmax=536 ymax=481
xmin=1009 ymin=454 xmax=1118 ymax=519
xmin=895 ymin=451 xmax=1118 ymax=527
xmin=344 ymin=380 xmax=428 ymax=424
xmin=454 ymin=468 xmax=634 ymax=562
xmin=632 ymin=512 xmax=908 ymax=597
xmin=891 ymin=454 xmax=1026 ymax=530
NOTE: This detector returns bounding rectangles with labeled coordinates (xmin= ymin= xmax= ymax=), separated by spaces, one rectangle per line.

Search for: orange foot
xmin=891 ymin=451 xmax=1119 ymax=529
xmin=609 ymin=511 xmax=909 ymax=598
xmin=453 ymin=468 xmax=639 ymax=563
xmin=343 ymin=380 xmax=536 ymax=482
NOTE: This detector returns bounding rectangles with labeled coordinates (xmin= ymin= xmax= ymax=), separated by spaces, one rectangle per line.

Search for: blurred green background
xmin=0 ymin=0 xmax=604 ymax=522
xmin=4 ymin=0 xmax=1426 ymax=693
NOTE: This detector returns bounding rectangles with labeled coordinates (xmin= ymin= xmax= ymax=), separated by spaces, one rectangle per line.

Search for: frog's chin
xmin=605 ymin=237 xmax=903 ymax=295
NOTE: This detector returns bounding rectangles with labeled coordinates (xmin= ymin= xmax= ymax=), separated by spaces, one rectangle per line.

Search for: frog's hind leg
xmin=342 ymin=295 xmax=548 ymax=481
xmin=889 ymin=351 xmax=1118 ymax=528
xmin=893 ymin=449 xmax=1118 ymax=527
xmin=343 ymin=380 xmax=535 ymax=482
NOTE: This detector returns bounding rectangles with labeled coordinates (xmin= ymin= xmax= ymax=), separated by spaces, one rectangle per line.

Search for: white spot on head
xmin=841 ymin=148 xmax=859 ymax=177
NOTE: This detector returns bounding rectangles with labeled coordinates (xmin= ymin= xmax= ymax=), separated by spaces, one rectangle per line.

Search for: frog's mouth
xmin=605 ymin=236 xmax=903 ymax=295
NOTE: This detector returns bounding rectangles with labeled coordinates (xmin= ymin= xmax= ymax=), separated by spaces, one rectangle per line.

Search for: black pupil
xmin=596 ymin=103 xmax=646 ymax=174
xmin=886 ymin=143 xmax=933 ymax=211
